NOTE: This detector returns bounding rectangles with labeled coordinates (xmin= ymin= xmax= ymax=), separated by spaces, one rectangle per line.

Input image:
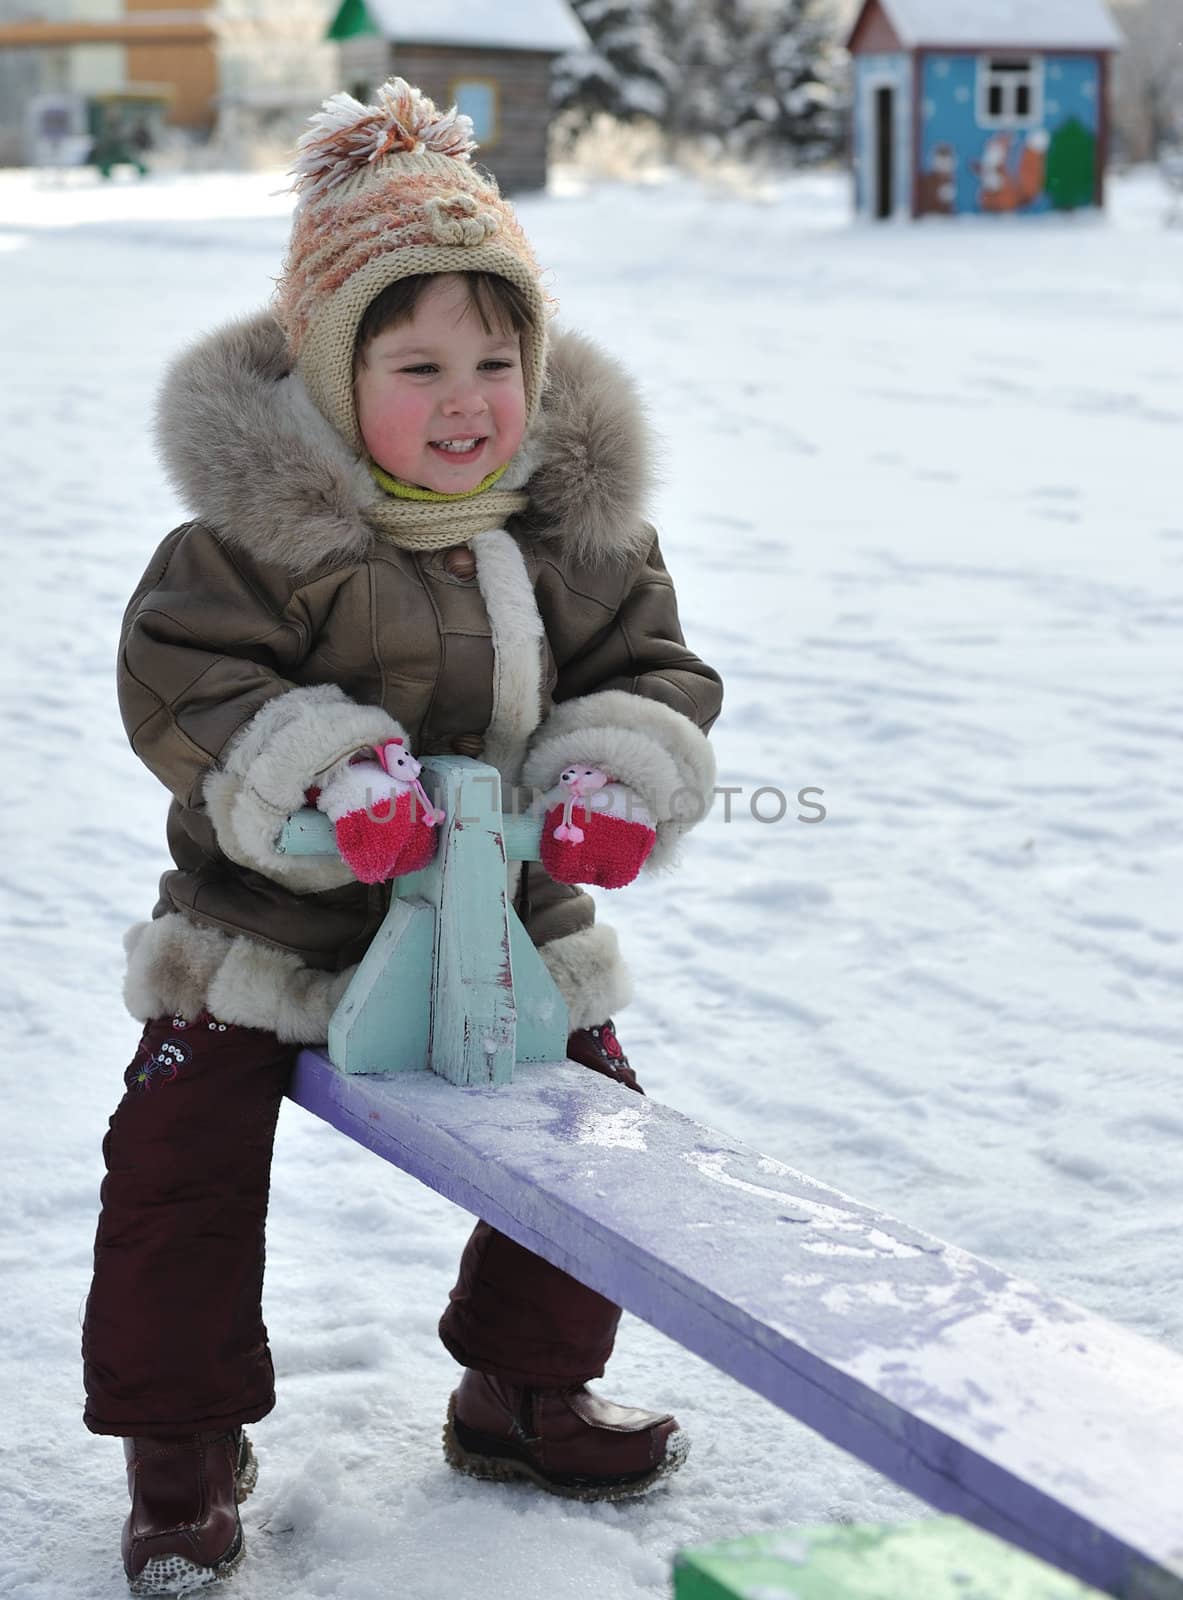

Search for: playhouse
xmin=846 ymin=0 xmax=1123 ymax=220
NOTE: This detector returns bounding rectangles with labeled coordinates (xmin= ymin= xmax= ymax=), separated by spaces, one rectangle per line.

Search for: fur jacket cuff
xmin=203 ymin=683 xmax=409 ymax=891
xmin=520 ymin=689 xmax=716 ymax=870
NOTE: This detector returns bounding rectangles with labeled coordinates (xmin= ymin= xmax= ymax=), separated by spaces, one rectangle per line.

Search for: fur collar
xmin=154 ymin=311 xmax=657 ymax=575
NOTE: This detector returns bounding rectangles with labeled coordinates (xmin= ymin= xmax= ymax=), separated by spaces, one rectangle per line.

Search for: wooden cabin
xmin=326 ymin=0 xmax=589 ymax=193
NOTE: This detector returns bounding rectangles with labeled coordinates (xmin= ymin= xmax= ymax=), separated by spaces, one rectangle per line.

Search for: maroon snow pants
xmin=82 ymin=1011 xmax=634 ymax=1437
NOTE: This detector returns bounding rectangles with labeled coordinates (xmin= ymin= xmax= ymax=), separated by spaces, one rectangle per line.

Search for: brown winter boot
xmin=121 ymin=1429 xmax=258 ymax=1595
xmin=565 ymin=1019 xmax=644 ymax=1094
xmin=442 ymin=1370 xmax=688 ymax=1501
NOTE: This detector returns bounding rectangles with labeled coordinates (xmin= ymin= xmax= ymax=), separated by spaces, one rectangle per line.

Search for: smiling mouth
xmin=430 ymin=437 xmax=487 ymax=456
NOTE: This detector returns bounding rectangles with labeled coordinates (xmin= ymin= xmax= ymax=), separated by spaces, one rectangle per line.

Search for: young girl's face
xmin=354 ymin=274 xmax=527 ymax=494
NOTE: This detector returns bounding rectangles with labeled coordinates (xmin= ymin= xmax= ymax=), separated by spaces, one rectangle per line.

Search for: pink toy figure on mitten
xmin=313 ymin=737 xmax=444 ymax=884
xmin=540 ymin=765 xmax=656 ymax=890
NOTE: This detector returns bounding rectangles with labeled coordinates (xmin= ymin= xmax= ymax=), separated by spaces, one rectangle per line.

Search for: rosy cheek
xmin=358 ymin=384 xmax=425 ymax=464
xmin=496 ymin=385 xmax=527 ymax=455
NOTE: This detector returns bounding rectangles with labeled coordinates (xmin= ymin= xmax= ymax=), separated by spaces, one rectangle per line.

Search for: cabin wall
xmin=338 ymin=34 xmax=389 ymax=101
xmin=397 ymin=45 xmax=554 ymax=193
xmin=339 ymin=40 xmax=554 ymax=193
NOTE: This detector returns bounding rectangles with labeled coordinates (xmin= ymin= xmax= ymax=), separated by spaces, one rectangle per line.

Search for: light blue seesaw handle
xmin=280 ymin=806 xmax=543 ymax=863
xmin=276 ymin=756 xmax=567 ymax=1085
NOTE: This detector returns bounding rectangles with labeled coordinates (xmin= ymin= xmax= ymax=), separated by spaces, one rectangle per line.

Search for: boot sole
xmin=441 ymin=1392 xmax=689 ymax=1503
xmin=127 ymin=1435 xmax=258 ymax=1597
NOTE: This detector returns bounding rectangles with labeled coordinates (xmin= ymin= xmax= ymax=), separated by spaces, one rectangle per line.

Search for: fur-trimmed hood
xmin=154 ymin=311 xmax=659 ymax=576
xmin=123 ymin=308 xmax=720 ymax=1049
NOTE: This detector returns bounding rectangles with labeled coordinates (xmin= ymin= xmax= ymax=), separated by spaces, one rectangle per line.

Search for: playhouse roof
xmin=849 ymin=0 xmax=1122 ymax=52
xmin=339 ymin=0 xmax=588 ymax=54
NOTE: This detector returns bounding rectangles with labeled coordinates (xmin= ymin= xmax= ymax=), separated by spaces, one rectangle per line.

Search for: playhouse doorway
xmin=874 ymin=85 xmax=895 ymax=218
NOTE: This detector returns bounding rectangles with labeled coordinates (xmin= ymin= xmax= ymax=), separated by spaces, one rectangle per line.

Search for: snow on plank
xmin=288 ymin=1053 xmax=1183 ymax=1600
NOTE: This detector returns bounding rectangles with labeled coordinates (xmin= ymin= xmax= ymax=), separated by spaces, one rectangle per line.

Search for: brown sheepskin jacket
xmin=118 ymin=312 xmax=723 ymax=1044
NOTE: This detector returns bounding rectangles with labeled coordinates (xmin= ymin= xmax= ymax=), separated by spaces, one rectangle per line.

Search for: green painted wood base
xmin=674 ymin=1518 xmax=1107 ymax=1600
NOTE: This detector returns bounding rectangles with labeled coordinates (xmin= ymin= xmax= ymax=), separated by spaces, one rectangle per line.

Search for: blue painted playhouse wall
xmin=920 ymin=53 xmax=1101 ymax=215
xmin=854 ymin=51 xmax=1102 ymax=216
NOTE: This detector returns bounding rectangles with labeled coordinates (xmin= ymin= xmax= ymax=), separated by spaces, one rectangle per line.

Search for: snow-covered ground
xmin=1 ymin=162 xmax=1180 ymax=1599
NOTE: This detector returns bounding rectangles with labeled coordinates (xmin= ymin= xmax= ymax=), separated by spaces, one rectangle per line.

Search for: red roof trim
xmin=847 ymin=0 xmax=903 ymax=54
xmin=846 ymin=2 xmax=1119 ymax=56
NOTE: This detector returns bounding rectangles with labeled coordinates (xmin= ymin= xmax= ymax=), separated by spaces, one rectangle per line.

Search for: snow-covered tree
xmin=724 ymin=0 xmax=843 ymax=160
xmin=1110 ymin=0 xmax=1183 ymax=162
xmin=656 ymin=0 xmax=749 ymax=141
xmin=552 ymin=0 xmax=673 ymax=125
xmin=554 ymin=0 xmax=844 ymax=164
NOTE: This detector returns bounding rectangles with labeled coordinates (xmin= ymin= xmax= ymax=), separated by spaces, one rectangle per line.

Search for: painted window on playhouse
xmin=450 ymin=79 xmax=499 ymax=147
xmin=976 ymin=57 xmax=1044 ymax=129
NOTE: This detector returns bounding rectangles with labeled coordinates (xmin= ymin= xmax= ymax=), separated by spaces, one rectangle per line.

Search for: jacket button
xmin=451 ymin=733 xmax=485 ymax=758
xmin=443 ymin=546 xmax=477 ymax=581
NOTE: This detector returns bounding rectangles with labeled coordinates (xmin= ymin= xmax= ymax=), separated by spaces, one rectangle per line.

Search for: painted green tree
xmin=1044 ymin=117 xmax=1096 ymax=210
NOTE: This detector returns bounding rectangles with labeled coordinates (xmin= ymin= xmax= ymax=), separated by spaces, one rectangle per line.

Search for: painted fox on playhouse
xmin=81 ymin=78 xmax=722 ymax=1596
xmin=973 ymin=129 xmax=1049 ymax=212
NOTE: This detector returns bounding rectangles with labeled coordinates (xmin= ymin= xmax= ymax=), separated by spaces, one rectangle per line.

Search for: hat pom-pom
xmin=289 ymin=78 xmax=478 ymax=207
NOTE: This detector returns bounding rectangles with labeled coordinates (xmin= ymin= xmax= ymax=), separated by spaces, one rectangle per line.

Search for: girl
xmin=83 ymin=80 xmax=721 ymax=1595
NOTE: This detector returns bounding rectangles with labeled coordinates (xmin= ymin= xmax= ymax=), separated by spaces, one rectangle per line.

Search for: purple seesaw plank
xmin=289 ymin=1052 xmax=1183 ymax=1600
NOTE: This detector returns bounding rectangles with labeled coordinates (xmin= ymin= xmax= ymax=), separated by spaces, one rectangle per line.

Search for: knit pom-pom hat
xmin=276 ymin=78 xmax=554 ymax=456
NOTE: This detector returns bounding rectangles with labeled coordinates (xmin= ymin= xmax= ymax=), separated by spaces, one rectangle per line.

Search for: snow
xmin=359 ymin=0 xmax=589 ymax=54
xmin=866 ymin=0 xmax=1124 ymax=51
xmin=1 ymin=159 xmax=1181 ymax=1598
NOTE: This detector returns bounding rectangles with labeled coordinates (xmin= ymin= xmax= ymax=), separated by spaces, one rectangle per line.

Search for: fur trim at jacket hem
xmin=536 ymin=922 xmax=633 ymax=1031
xmin=123 ymin=912 xmax=631 ymax=1046
xmin=122 ymin=915 xmax=356 ymax=1044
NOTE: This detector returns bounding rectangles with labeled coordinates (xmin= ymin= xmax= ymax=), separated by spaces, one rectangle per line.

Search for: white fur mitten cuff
xmin=203 ymin=683 xmax=410 ymax=892
xmin=521 ymin=690 xmax=716 ymax=871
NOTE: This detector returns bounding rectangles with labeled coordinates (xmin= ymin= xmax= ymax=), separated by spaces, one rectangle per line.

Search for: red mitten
xmin=315 ymin=739 xmax=444 ymax=884
xmin=539 ymin=765 xmax=656 ymax=889
xmin=375 ymin=737 xmax=446 ymax=874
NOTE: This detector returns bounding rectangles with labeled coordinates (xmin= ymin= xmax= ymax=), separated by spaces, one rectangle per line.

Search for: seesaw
xmin=280 ymin=756 xmax=1183 ymax=1600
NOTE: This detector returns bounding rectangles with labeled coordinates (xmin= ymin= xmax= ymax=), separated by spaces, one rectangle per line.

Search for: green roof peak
xmin=327 ymin=0 xmax=380 ymax=43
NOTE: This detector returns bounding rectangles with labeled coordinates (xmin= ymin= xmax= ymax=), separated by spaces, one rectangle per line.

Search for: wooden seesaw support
xmin=280 ymin=756 xmax=569 ymax=1082
xmin=281 ymin=756 xmax=1183 ymax=1600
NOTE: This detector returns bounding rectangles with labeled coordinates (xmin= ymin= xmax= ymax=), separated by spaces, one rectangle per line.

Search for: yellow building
xmin=0 ymin=2 xmax=217 ymax=156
